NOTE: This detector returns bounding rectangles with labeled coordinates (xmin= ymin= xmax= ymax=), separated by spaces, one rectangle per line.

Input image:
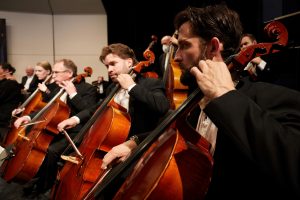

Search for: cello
xmin=83 ymin=20 xmax=288 ymax=200
xmin=4 ymin=75 xmax=52 ymax=147
xmin=2 ymin=68 xmax=93 ymax=183
xmin=163 ymin=32 xmax=188 ymax=109
xmin=142 ymin=35 xmax=159 ymax=79
xmin=51 ymin=38 xmax=157 ymax=200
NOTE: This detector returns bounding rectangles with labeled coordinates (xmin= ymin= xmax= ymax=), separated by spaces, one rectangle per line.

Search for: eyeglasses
xmin=52 ymin=70 xmax=68 ymax=74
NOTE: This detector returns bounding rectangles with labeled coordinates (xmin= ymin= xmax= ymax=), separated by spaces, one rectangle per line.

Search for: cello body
xmin=4 ymin=75 xmax=54 ymax=147
xmin=112 ymin=105 xmax=213 ymax=200
xmin=4 ymin=90 xmax=46 ymax=147
xmin=170 ymin=60 xmax=188 ymax=109
xmin=113 ymin=130 xmax=213 ymax=200
xmin=3 ymin=97 xmax=70 ymax=183
xmin=52 ymin=101 xmax=130 ymax=200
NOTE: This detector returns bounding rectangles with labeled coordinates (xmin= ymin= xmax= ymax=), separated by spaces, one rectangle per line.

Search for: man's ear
xmin=210 ymin=37 xmax=221 ymax=53
xmin=209 ymin=37 xmax=223 ymax=61
xmin=126 ymin=58 xmax=133 ymax=68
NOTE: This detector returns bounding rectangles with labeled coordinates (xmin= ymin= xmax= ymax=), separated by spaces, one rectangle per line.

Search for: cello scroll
xmin=228 ymin=20 xmax=288 ymax=74
xmin=138 ymin=35 xmax=158 ymax=78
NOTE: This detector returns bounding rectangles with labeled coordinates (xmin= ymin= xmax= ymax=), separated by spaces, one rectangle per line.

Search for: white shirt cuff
xmin=127 ymin=84 xmax=136 ymax=92
xmin=25 ymin=115 xmax=31 ymax=121
xmin=71 ymin=116 xmax=80 ymax=124
xmin=69 ymin=92 xmax=77 ymax=99
xmin=257 ymin=60 xmax=267 ymax=71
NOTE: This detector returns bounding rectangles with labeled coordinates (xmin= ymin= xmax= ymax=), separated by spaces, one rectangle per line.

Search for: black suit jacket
xmin=28 ymin=79 xmax=98 ymax=153
xmin=93 ymin=80 xmax=110 ymax=100
xmin=76 ymin=75 xmax=170 ymax=140
xmin=21 ymin=75 xmax=40 ymax=93
xmin=0 ymin=79 xmax=23 ymax=127
xmin=203 ymin=77 xmax=300 ymax=199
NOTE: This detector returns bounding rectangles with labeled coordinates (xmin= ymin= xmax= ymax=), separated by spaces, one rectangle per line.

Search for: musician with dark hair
xmin=0 ymin=63 xmax=22 ymax=144
xmin=99 ymin=4 xmax=300 ymax=199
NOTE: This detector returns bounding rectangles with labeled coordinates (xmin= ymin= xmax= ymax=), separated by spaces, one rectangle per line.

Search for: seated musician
xmin=97 ymin=4 xmax=300 ymax=200
xmin=13 ymin=58 xmax=98 ymax=197
xmin=56 ymin=43 xmax=170 ymax=197
xmin=0 ymin=63 xmax=23 ymax=144
xmin=91 ymin=75 xmax=110 ymax=101
xmin=11 ymin=61 xmax=58 ymax=117
xmin=58 ymin=43 xmax=169 ymax=139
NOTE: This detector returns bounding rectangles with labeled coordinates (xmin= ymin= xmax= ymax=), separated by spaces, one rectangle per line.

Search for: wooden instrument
xmin=83 ymin=20 xmax=288 ymax=200
xmin=4 ymin=75 xmax=52 ymax=147
xmin=163 ymin=31 xmax=188 ymax=109
xmin=51 ymin=38 xmax=157 ymax=200
xmin=142 ymin=35 xmax=159 ymax=79
xmin=2 ymin=69 xmax=93 ymax=183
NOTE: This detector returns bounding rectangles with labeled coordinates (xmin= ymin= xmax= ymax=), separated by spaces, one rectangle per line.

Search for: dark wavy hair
xmin=100 ymin=43 xmax=138 ymax=66
xmin=174 ymin=4 xmax=243 ymax=60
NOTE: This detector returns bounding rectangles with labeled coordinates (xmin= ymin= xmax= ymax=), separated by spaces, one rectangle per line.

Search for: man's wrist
xmin=129 ymin=135 xmax=140 ymax=145
xmin=71 ymin=116 xmax=80 ymax=124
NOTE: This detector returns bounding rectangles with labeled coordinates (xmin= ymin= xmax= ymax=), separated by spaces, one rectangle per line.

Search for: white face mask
xmin=162 ymin=44 xmax=170 ymax=53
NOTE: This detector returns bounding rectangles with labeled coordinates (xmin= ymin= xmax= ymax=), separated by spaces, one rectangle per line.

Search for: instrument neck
xmin=20 ymin=75 xmax=53 ymax=109
xmin=31 ymin=88 xmax=65 ymax=121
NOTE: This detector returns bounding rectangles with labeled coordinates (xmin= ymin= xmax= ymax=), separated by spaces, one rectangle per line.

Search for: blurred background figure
xmin=158 ymin=35 xmax=172 ymax=78
xmin=4 ymin=64 xmax=17 ymax=80
xmin=21 ymin=65 xmax=39 ymax=99
xmin=0 ymin=63 xmax=22 ymax=144
xmin=240 ymin=33 xmax=269 ymax=81
xmin=92 ymin=75 xmax=110 ymax=100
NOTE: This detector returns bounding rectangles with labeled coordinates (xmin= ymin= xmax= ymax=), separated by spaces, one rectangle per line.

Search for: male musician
xmin=98 ymin=4 xmax=300 ymax=199
xmin=12 ymin=59 xmax=98 ymax=197
xmin=158 ymin=35 xmax=172 ymax=78
xmin=58 ymin=44 xmax=169 ymax=140
xmin=55 ymin=43 xmax=170 ymax=198
xmin=92 ymin=75 xmax=110 ymax=100
xmin=0 ymin=63 xmax=22 ymax=144
xmin=240 ymin=33 xmax=270 ymax=81
xmin=21 ymin=65 xmax=39 ymax=99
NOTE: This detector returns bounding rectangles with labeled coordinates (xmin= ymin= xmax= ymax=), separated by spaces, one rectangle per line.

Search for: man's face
xmin=98 ymin=76 xmax=104 ymax=82
xmin=174 ymin=22 xmax=204 ymax=71
xmin=52 ymin=61 xmax=73 ymax=84
xmin=240 ymin=36 xmax=256 ymax=51
xmin=103 ymin=53 xmax=132 ymax=82
xmin=26 ymin=67 xmax=34 ymax=76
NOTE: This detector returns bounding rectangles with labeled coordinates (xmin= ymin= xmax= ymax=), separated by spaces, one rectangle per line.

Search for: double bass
xmin=51 ymin=38 xmax=157 ymax=200
xmin=2 ymin=68 xmax=93 ymax=183
xmin=84 ymin=20 xmax=288 ymax=200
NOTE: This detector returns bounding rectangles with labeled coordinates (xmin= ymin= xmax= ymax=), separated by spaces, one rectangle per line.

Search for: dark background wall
xmin=102 ymin=0 xmax=259 ymax=55
xmin=0 ymin=18 xmax=7 ymax=64
xmin=101 ymin=0 xmax=299 ymax=54
xmin=101 ymin=0 xmax=300 ymax=90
